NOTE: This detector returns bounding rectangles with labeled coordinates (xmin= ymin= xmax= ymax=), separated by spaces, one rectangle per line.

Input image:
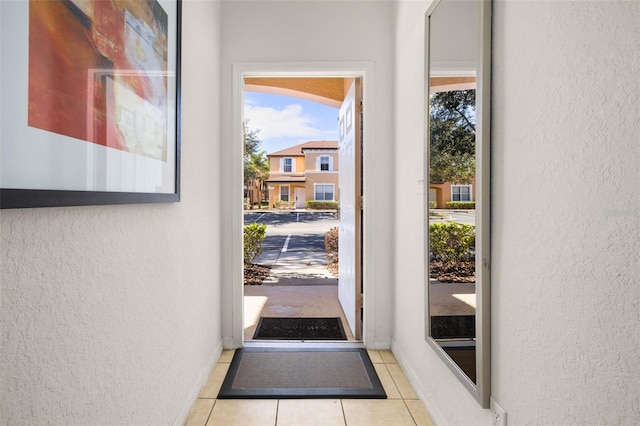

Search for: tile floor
xmin=184 ymin=349 xmax=435 ymax=426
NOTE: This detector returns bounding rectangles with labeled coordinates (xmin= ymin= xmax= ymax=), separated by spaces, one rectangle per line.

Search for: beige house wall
xmin=305 ymin=172 xmax=340 ymax=202
xmin=266 ymin=150 xmax=340 ymax=208
xmin=268 ymin=155 xmax=305 ymax=173
xmin=304 ymin=152 xmax=340 ymax=172
xmin=429 ymin=177 xmax=477 ymax=209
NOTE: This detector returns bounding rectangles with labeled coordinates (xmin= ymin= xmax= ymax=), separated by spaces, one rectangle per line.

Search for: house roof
xmin=268 ymin=140 xmax=338 ymax=157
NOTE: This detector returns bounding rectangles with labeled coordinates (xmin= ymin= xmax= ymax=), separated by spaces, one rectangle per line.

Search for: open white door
xmin=338 ymin=79 xmax=362 ymax=340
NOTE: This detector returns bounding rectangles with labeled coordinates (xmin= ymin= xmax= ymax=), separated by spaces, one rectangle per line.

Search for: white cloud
xmin=244 ymin=102 xmax=328 ymax=141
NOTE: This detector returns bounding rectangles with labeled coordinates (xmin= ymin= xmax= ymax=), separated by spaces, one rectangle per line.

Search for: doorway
xmin=294 ymin=188 xmax=305 ymax=209
xmin=230 ymin=62 xmax=375 ymax=348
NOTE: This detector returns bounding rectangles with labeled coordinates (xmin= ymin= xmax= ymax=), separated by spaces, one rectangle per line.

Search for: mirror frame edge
xmin=423 ymin=0 xmax=492 ymax=408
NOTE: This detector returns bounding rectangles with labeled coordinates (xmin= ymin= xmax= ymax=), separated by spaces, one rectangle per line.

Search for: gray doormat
xmin=217 ymin=347 xmax=387 ymax=399
xmin=253 ymin=317 xmax=347 ymax=340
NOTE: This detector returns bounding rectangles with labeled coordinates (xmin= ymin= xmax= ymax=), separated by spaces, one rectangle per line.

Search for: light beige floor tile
xmin=386 ymin=363 xmax=419 ymax=400
xmin=373 ymin=364 xmax=401 ymax=399
xmin=342 ymin=399 xmax=415 ymax=426
xmin=206 ymin=399 xmax=277 ymax=426
xmin=184 ymin=399 xmax=215 ymax=426
xmin=379 ymin=350 xmax=398 ymax=364
xmin=405 ymin=399 xmax=435 ymax=426
xmin=276 ymin=399 xmax=345 ymax=426
xmin=199 ymin=363 xmax=230 ymax=399
xmin=367 ymin=349 xmax=383 ymax=364
xmin=218 ymin=349 xmax=235 ymax=363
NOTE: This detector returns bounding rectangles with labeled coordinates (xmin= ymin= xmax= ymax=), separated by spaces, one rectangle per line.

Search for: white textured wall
xmin=0 ymin=1 xmax=223 ymax=424
xmin=392 ymin=0 xmax=640 ymax=424
xmin=219 ymin=0 xmax=395 ymax=348
xmin=391 ymin=1 xmax=494 ymax=424
xmin=491 ymin=1 xmax=640 ymax=423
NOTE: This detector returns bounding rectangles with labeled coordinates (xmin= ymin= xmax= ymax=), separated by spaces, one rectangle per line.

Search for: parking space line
xmin=281 ymin=234 xmax=291 ymax=252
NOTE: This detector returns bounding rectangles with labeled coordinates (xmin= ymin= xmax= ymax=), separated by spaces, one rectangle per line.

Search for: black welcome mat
xmin=253 ymin=317 xmax=347 ymax=340
xmin=218 ymin=347 xmax=387 ymax=399
xmin=431 ymin=315 xmax=475 ymax=339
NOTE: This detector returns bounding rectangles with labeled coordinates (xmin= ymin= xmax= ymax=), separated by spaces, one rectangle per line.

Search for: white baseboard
xmin=174 ymin=339 xmax=223 ymax=426
xmin=391 ymin=341 xmax=445 ymax=426
xmin=365 ymin=336 xmax=392 ymax=350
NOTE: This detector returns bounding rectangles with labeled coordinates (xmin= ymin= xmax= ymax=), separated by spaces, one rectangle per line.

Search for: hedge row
xmin=324 ymin=227 xmax=339 ymax=263
xmin=445 ymin=201 xmax=475 ymax=209
xmin=430 ymin=222 xmax=475 ymax=267
xmin=306 ymin=200 xmax=338 ymax=210
xmin=244 ymin=223 xmax=267 ymax=263
xmin=273 ymin=200 xmax=295 ymax=209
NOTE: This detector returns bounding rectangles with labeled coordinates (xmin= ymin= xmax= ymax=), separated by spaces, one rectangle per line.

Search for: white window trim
xmin=314 ymin=183 xmax=335 ymax=201
xmin=281 ymin=157 xmax=294 ymax=173
xmin=451 ymin=184 xmax=473 ymax=202
xmin=317 ymin=155 xmax=333 ymax=172
xmin=280 ymin=185 xmax=290 ymax=201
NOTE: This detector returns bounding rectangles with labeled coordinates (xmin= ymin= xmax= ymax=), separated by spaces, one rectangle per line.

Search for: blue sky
xmin=243 ymin=91 xmax=339 ymax=154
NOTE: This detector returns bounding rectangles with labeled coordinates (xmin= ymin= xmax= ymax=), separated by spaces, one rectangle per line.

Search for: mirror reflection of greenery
xmin=429 ymin=90 xmax=476 ymax=184
xmin=429 ymin=221 xmax=475 ymax=268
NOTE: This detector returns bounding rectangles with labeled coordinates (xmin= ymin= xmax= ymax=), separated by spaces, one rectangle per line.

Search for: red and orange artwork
xmin=28 ymin=0 xmax=169 ymax=161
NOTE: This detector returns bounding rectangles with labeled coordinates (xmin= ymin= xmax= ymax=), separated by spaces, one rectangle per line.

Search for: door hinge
xmin=360 ymin=195 xmax=364 ymax=211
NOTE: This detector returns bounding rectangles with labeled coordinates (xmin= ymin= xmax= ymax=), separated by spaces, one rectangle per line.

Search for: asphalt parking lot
xmin=244 ymin=211 xmax=338 ymax=254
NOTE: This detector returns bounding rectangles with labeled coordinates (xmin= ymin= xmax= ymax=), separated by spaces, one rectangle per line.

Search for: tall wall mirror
xmin=424 ymin=0 xmax=491 ymax=407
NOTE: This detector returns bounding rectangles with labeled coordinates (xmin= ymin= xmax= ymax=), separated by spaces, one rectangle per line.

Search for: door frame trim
xmin=226 ymin=62 xmax=375 ymax=348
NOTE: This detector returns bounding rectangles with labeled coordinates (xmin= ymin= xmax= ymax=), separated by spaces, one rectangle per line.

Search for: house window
xmin=280 ymin=185 xmax=289 ymax=202
xmin=283 ymin=158 xmax=293 ymax=173
xmin=315 ymin=184 xmax=334 ymax=201
xmin=451 ymin=184 xmax=472 ymax=202
xmin=320 ymin=155 xmax=330 ymax=171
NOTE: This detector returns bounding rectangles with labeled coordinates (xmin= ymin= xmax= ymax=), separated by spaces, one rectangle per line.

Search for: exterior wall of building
xmin=304 ymin=151 xmax=340 ymax=172
xmin=266 ymin=149 xmax=340 ymax=208
xmin=244 ymin=180 xmax=264 ymax=206
xmin=305 ymin=172 xmax=340 ymax=202
xmin=269 ymin=156 xmax=281 ymax=172
xmin=429 ymin=178 xmax=476 ymax=208
xmin=269 ymin=155 xmax=305 ymax=173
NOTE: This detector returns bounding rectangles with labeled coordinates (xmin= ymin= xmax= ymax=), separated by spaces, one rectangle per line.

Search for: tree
xmin=244 ymin=120 xmax=262 ymax=158
xmin=243 ymin=120 xmax=270 ymax=208
xmin=429 ymin=90 xmax=476 ymax=184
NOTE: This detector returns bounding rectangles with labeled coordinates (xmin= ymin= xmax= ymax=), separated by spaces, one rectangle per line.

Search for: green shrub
xmin=274 ymin=200 xmax=295 ymax=209
xmin=445 ymin=201 xmax=475 ymax=209
xmin=324 ymin=227 xmax=339 ymax=263
xmin=429 ymin=201 xmax=438 ymax=209
xmin=306 ymin=200 xmax=338 ymax=210
xmin=429 ymin=222 xmax=475 ymax=267
xmin=244 ymin=223 xmax=267 ymax=263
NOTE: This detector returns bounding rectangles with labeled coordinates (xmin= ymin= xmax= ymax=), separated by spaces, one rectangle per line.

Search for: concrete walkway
xmin=257 ymin=250 xmax=337 ymax=286
xmin=243 ymin=211 xmax=347 ymax=341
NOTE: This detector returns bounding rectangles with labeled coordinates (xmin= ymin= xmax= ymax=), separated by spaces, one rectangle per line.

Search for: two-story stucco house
xmin=266 ymin=140 xmax=339 ymax=209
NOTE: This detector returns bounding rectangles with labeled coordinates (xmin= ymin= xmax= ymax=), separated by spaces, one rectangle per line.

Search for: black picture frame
xmin=0 ymin=0 xmax=181 ymax=209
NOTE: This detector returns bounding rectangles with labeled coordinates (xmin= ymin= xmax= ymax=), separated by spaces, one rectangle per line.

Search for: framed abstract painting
xmin=0 ymin=0 xmax=181 ymax=208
